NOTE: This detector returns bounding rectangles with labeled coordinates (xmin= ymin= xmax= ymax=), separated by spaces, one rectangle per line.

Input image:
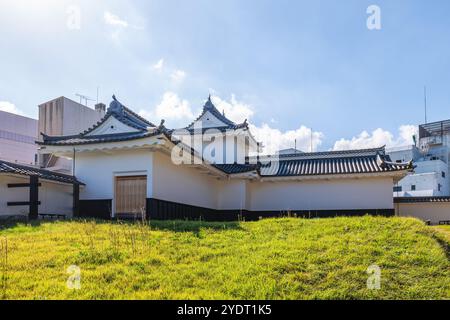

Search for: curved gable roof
xmin=186 ymin=95 xmax=249 ymax=131
xmin=81 ymin=95 xmax=155 ymax=135
xmin=39 ymin=96 xmax=159 ymax=146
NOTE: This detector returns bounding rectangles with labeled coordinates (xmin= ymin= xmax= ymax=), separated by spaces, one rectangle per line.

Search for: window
xmin=393 ymin=186 xmax=402 ymax=192
xmin=442 ymin=172 xmax=446 ymax=178
xmin=438 ymin=184 xmax=442 ymax=192
xmin=411 ymin=185 xmax=416 ymax=191
xmin=396 ymin=160 xmax=402 ymax=163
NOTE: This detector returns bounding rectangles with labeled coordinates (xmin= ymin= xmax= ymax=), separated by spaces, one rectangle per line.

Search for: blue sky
xmin=1 ymin=0 xmax=449 ymax=152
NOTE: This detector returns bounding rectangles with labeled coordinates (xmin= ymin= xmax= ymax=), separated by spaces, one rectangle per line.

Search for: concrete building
xmin=388 ymin=120 xmax=450 ymax=197
xmin=388 ymin=119 xmax=450 ymax=224
xmin=37 ymin=96 xmax=412 ymax=221
xmin=0 ymin=96 xmax=110 ymax=220
xmin=0 ymin=110 xmax=38 ymax=165
xmin=38 ymin=96 xmax=105 ymax=173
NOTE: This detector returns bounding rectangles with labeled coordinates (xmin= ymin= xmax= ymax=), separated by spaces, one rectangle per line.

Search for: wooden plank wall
xmin=115 ymin=176 xmax=147 ymax=217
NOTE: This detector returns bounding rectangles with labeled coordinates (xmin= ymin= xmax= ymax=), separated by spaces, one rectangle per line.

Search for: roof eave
xmin=258 ymin=170 xmax=410 ymax=182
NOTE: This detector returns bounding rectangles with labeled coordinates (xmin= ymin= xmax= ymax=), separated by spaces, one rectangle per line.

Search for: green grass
xmin=0 ymin=216 xmax=448 ymax=300
xmin=433 ymin=225 xmax=450 ymax=246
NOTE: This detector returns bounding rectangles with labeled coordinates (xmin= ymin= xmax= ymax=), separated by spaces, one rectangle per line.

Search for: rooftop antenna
xmin=75 ymin=93 xmax=95 ymax=106
xmin=310 ymin=129 xmax=313 ymax=153
xmin=294 ymin=139 xmax=297 ymax=153
xmin=96 ymin=86 xmax=100 ymax=104
xmin=424 ymin=86 xmax=428 ymax=124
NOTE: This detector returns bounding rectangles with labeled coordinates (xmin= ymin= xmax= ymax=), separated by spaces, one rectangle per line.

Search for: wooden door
xmin=115 ymin=176 xmax=147 ymax=218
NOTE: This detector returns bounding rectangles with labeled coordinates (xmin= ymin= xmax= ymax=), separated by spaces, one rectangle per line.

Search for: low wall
xmin=396 ymin=202 xmax=450 ymax=224
xmin=146 ymin=198 xmax=394 ymax=222
xmin=79 ymin=199 xmax=112 ymax=220
xmin=0 ymin=175 xmax=73 ymax=218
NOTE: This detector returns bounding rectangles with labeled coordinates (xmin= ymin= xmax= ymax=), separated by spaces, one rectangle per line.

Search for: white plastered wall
xmin=396 ymin=202 xmax=450 ymax=224
xmin=248 ymin=177 xmax=394 ymax=211
xmin=0 ymin=175 xmax=73 ymax=217
xmin=71 ymin=147 xmax=397 ymax=213
xmin=39 ymin=181 xmax=73 ymax=216
xmin=152 ymin=152 xmax=219 ymax=209
xmin=217 ymin=179 xmax=249 ymax=210
xmin=84 ymin=117 xmax=141 ymax=136
xmin=0 ymin=176 xmax=29 ymax=217
xmin=75 ymin=149 xmax=153 ymax=201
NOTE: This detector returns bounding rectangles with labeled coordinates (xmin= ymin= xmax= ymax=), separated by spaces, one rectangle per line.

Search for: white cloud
xmin=138 ymin=92 xmax=194 ymax=127
xmin=211 ymin=95 xmax=322 ymax=154
xmin=210 ymin=94 xmax=254 ymax=124
xmin=153 ymin=58 xmax=164 ymax=71
xmin=332 ymin=125 xmax=418 ymax=151
xmin=138 ymin=93 xmax=325 ymax=155
xmin=0 ymin=101 xmax=25 ymax=116
xmin=170 ymin=69 xmax=186 ymax=83
xmin=250 ymin=123 xmax=324 ymax=155
xmin=398 ymin=125 xmax=419 ymax=145
xmin=104 ymin=11 xmax=128 ymax=28
xmin=103 ymin=11 xmax=144 ymax=44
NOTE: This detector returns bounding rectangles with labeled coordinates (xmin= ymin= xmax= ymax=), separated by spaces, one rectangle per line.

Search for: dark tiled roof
xmin=0 ymin=160 xmax=84 ymax=185
xmin=259 ymin=147 xmax=412 ymax=176
xmin=276 ymin=147 xmax=387 ymax=159
xmin=212 ymin=147 xmax=413 ymax=177
xmin=185 ymin=96 xmax=249 ymax=130
xmin=39 ymin=96 xmax=161 ymax=146
xmin=394 ymin=196 xmax=450 ymax=203
xmin=39 ymin=131 xmax=163 ymax=146
xmin=213 ymin=163 xmax=258 ymax=174
xmin=81 ymin=95 xmax=155 ymax=135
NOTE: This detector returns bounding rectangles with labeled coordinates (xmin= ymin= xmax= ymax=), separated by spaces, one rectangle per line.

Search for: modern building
xmin=0 ymin=96 xmax=108 ymax=220
xmin=388 ymin=120 xmax=450 ymax=197
xmin=36 ymin=95 xmax=412 ymax=221
xmin=38 ymin=96 xmax=106 ymax=173
xmin=0 ymin=110 xmax=38 ymax=165
xmin=387 ymin=119 xmax=450 ymax=224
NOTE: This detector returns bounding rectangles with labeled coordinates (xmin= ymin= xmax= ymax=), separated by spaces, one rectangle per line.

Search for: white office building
xmin=388 ymin=120 xmax=450 ymax=198
xmin=0 ymin=110 xmax=38 ymax=165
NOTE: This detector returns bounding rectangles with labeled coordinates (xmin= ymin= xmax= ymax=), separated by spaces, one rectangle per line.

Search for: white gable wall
xmin=85 ymin=116 xmax=142 ymax=136
xmin=190 ymin=112 xmax=229 ymax=129
xmin=176 ymin=132 xmax=250 ymax=164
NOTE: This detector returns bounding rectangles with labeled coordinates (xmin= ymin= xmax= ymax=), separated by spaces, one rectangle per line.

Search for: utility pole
xmin=424 ymin=86 xmax=428 ymax=124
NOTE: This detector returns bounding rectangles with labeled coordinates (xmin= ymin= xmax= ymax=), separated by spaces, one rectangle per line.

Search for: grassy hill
xmin=0 ymin=216 xmax=448 ymax=300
